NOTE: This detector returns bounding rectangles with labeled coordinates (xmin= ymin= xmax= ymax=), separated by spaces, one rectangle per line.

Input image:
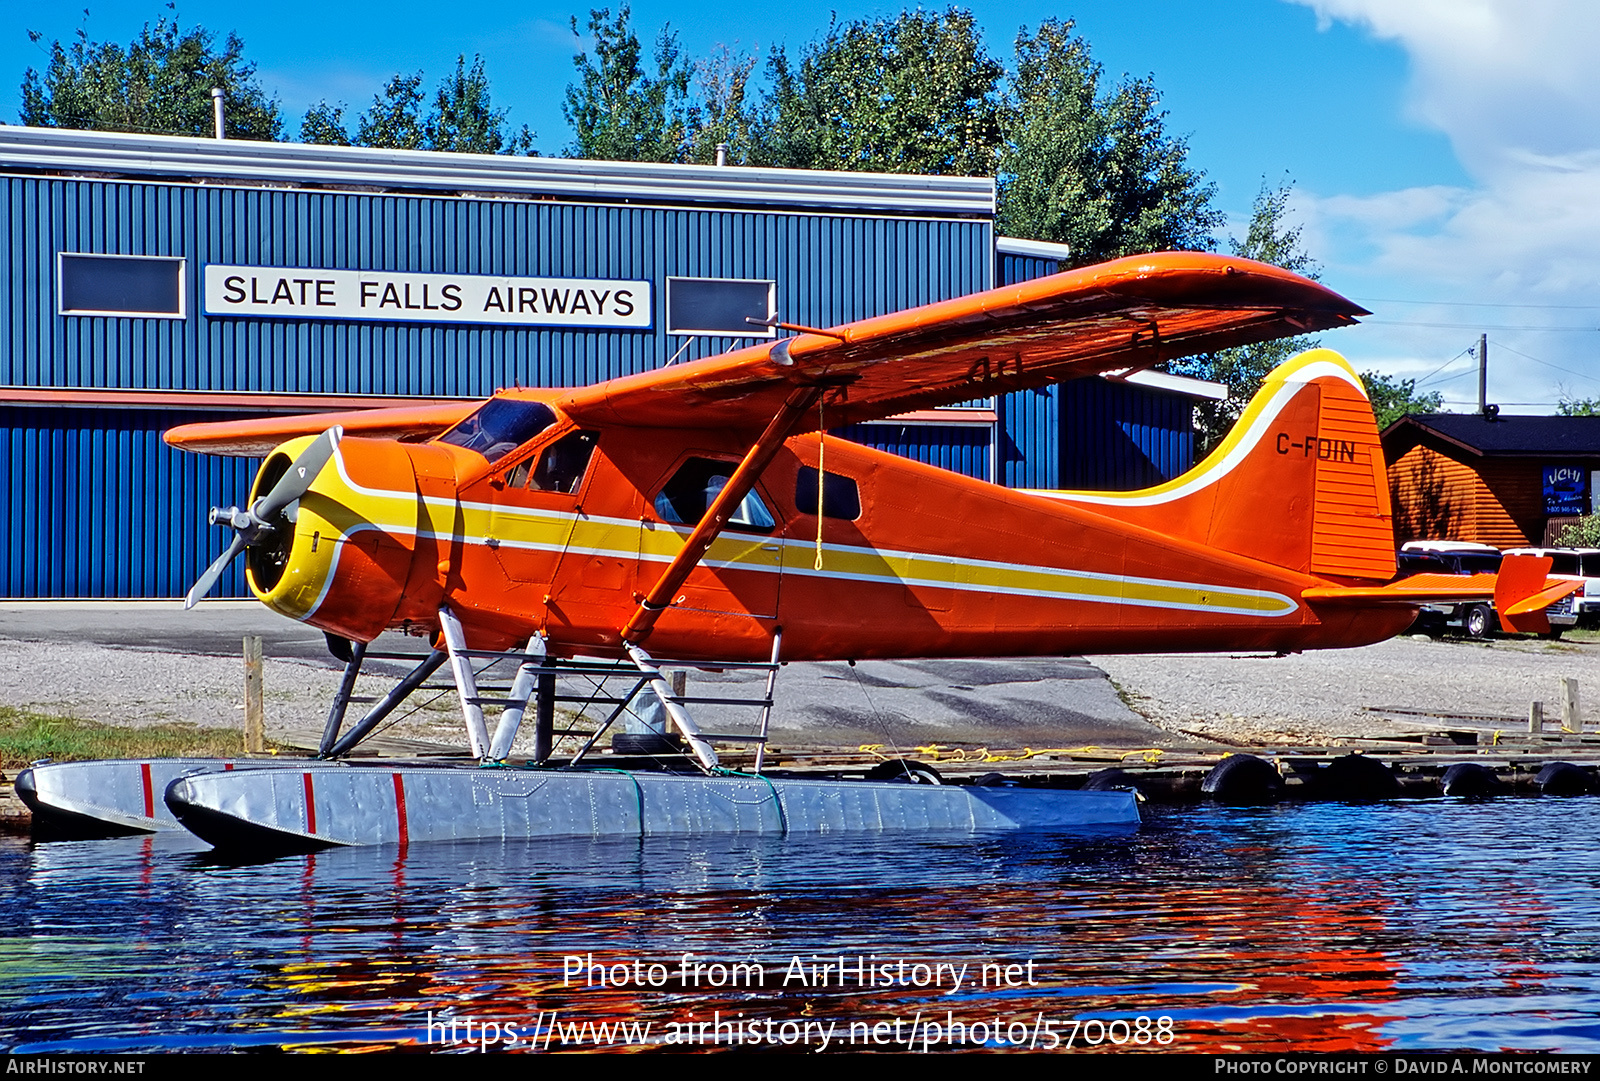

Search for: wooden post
xmin=243 ymin=635 xmax=265 ymax=753
xmin=1529 ymin=701 xmax=1544 ymax=734
xmin=670 ymin=670 xmax=687 ymax=698
xmin=1563 ymin=678 xmax=1582 ymax=733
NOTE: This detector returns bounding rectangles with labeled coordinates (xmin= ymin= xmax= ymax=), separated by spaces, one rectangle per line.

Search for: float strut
xmin=438 ymin=608 xmax=492 ymax=759
xmin=488 ymin=635 xmax=544 ymax=761
xmin=317 ymin=639 xmax=368 ymax=755
xmin=625 ymin=643 xmax=718 ymax=771
xmin=323 ymin=649 xmax=448 ymax=758
xmin=534 ymin=658 xmax=556 ymax=764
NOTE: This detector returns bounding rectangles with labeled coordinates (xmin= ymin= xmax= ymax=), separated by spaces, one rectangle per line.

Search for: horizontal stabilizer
xmin=1305 ymin=555 xmax=1582 ymax=635
xmin=165 ymin=400 xmax=480 ymax=456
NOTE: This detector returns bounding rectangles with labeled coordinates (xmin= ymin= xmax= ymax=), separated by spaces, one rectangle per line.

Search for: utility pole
xmin=1478 ymin=333 xmax=1488 ymax=415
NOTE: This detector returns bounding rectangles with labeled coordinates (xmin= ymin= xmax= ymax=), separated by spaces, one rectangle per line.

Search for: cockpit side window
xmin=437 ymin=400 xmax=557 ymax=464
xmin=528 ymin=430 xmax=599 ymax=494
xmin=654 ymin=457 xmax=776 ymax=533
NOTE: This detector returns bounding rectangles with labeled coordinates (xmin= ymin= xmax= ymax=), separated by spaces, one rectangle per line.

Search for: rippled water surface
xmin=4 ymin=799 xmax=1600 ymax=1053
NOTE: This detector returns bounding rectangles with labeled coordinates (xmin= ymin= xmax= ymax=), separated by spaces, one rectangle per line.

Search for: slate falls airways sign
xmin=203 ymin=266 xmax=653 ymax=328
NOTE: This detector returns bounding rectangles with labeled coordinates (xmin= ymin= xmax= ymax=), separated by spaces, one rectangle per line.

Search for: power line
xmin=1352 ymin=296 xmax=1600 ymax=311
xmin=1490 ymin=341 xmax=1600 ymax=386
xmin=1364 ymin=318 xmax=1600 ymax=332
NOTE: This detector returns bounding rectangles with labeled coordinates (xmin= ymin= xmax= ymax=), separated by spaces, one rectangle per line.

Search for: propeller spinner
xmin=185 ymin=426 xmax=344 ymax=608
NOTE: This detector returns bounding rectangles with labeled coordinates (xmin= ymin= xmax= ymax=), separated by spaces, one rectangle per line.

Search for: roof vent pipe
xmin=211 ymin=88 xmax=225 ymax=140
xmin=715 ymin=142 xmax=728 ymax=167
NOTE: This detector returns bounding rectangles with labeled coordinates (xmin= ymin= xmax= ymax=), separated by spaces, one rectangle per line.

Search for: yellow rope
xmin=857 ymin=743 xmax=1166 ymax=765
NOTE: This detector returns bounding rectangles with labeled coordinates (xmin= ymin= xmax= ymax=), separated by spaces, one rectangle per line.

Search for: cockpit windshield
xmin=437 ymin=400 xmax=557 ymax=463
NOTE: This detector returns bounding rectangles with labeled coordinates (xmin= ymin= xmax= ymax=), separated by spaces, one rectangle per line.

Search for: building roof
xmin=1383 ymin=412 xmax=1600 ymax=459
xmin=0 ymin=126 xmax=996 ymax=217
xmin=995 ymin=236 xmax=1072 ymax=261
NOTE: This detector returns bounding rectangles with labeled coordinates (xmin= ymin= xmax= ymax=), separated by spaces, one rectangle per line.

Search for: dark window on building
xmin=438 ymin=400 xmax=556 ymax=463
xmin=654 ymin=457 xmax=776 ymax=532
xmin=59 ymin=254 xmax=184 ymax=317
xmin=667 ymin=277 xmax=775 ymax=337
xmin=795 ymin=467 xmax=861 ymax=520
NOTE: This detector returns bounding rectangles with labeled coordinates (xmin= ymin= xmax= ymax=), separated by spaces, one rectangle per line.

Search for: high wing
xmin=166 ymin=251 xmax=1363 ymax=455
xmin=554 ymin=251 xmax=1366 ymax=432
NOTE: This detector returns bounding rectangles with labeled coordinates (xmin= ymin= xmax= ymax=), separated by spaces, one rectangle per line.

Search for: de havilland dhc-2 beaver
xmin=17 ymin=253 xmax=1581 ymax=852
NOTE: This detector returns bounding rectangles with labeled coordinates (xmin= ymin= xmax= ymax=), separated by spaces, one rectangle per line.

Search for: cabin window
xmin=795 ymin=467 xmax=861 ymax=521
xmin=58 ymin=253 xmax=185 ymax=318
xmin=654 ymin=457 xmax=776 ymax=532
xmin=438 ymin=400 xmax=556 ymax=463
xmin=666 ymin=277 xmax=776 ymax=337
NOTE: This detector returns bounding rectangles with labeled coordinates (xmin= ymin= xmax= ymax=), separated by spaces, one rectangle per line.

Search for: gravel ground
xmin=1090 ymin=634 xmax=1600 ymax=745
xmin=2 ymin=603 xmax=1594 ymax=752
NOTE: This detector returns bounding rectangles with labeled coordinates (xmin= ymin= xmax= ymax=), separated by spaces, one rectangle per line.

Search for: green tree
xmin=1556 ymin=514 xmax=1600 ymax=546
xmin=21 ymin=14 xmax=281 ymax=139
xmin=426 ymin=55 xmax=535 ymax=155
xmin=1558 ymin=395 xmax=1599 ymax=416
xmin=997 ymin=19 xmax=1221 ymax=264
xmin=750 ymin=9 xmax=1005 ymax=176
xmin=356 ymin=72 xmax=426 ymax=149
xmin=563 ymin=5 xmax=693 ymax=161
xmin=1363 ymin=371 xmax=1445 ymax=431
xmin=684 ymin=45 xmax=758 ymax=165
xmin=301 ymin=57 xmax=535 ymax=154
xmin=1168 ymin=179 xmax=1317 ymax=450
xmin=299 ymin=100 xmax=351 ymax=145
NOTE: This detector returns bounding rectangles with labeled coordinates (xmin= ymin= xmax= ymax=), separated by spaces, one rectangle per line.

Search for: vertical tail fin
xmin=1041 ymin=349 xmax=1396 ymax=581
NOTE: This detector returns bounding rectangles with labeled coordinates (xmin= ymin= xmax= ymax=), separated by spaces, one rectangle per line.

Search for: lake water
xmin=3 ymin=798 xmax=1599 ymax=1054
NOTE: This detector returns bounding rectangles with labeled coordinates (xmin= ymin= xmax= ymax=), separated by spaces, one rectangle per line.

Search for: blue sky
xmin=6 ymin=0 xmax=1599 ymax=410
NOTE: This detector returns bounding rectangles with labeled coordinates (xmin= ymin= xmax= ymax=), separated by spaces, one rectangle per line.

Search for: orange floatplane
xmin=22 ymin=252 xmax=1578 ymax=850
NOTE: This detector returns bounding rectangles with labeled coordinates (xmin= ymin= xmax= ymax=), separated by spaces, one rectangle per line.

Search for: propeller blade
xmin=185 ymin=533 xmax=247 ymax=609
xmin=257 ymin=426 xmax=343 ymax=519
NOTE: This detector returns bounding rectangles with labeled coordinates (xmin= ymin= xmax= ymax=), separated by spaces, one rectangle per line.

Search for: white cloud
xmin=1293 ymin=0 xmax=1600 ymax=173
xmin=1287 ymin=0 xmax=1600 ymax=408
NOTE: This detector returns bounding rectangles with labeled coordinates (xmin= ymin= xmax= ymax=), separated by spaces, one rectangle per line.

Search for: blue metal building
xmin=0 ymin=127 xmax=1220 ymax=598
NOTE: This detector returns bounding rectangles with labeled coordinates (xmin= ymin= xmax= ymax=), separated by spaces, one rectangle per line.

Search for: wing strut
xmin=621 ymin=383 xmax=823 ymax=645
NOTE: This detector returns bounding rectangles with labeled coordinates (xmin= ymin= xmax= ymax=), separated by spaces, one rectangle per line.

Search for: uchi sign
xmin=203 ymin=266 xmax=653 ymax=329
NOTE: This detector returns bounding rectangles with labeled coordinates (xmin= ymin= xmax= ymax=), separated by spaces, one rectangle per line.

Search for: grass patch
xmin=0 ymin=706 xmax=290 ymax=770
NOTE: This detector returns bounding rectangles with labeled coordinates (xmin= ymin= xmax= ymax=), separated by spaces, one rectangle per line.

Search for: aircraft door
xmin=641 ymin=456 xmax=784 ymax=619
xmin=486 ymin=429 xmax=600 ymax=585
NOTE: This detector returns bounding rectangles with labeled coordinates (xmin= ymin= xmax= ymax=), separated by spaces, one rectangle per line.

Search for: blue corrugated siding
xmin=1 ymin=407 xmax=259 ymax=597
xmin=837 ymin=424 xmax=990 ymax=481
xmin=1000 ymin=385 xmax=1059 ymax=489
xmin=998 ymin=251 xmax=1060 ymax=286
xmin=1058 ymin=379 xmax=1194 ymax=490
xmin=3 ymin=177 xmax=992 ymax=394
xmin=997 ymin=250 xmax=1061 ymax=488
xmin=2 ymin=173 xmax=995 ymax=596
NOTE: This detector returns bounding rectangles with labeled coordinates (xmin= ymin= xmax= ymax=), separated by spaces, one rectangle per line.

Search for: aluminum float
xmin=164 ymin=763 xmax=1141 ymax=853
